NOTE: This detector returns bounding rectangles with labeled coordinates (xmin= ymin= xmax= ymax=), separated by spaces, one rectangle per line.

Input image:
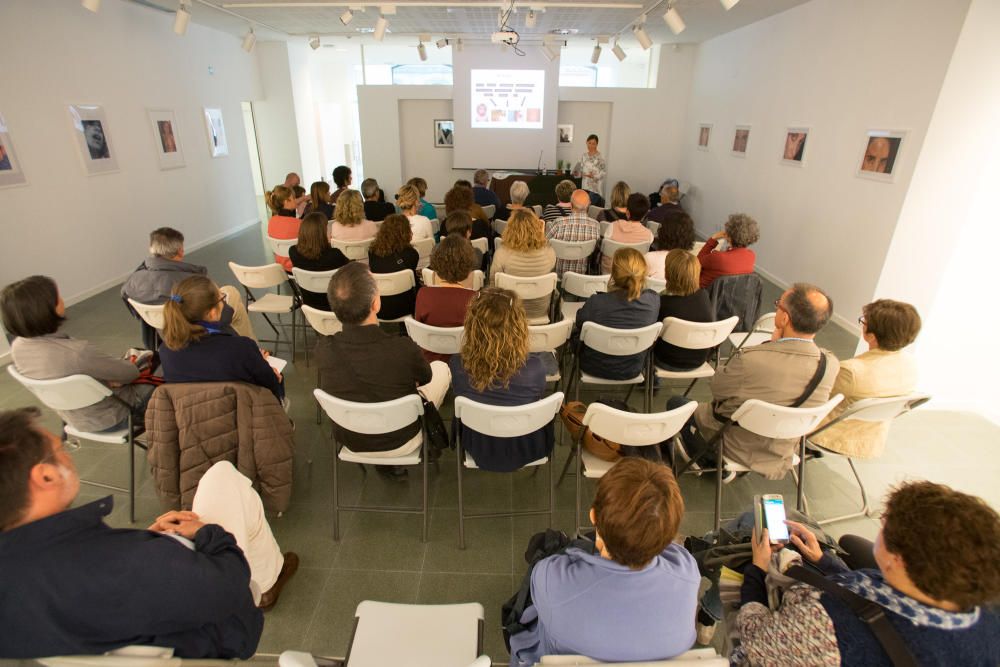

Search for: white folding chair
xmin=302 ymin=305 xmax=343 ymax=424
xmin=726 ymin=312 xmax=776 ymax=363
xmin=539 ymin=647 xmax=728 ymax=665
xmin=291 ymin=267 xmax=340 ymax=366
xmin=313 ymin=390 xmax=430 ymax=541
xmin=332 ymin=237 xmax=375 ymax=262
xmin=493 ymin=218 xmax=508 ymax=236
xmin=601 ymin=237 xmax=653 ymax=259
xmin=587 ymin=205 xmax=603 ymax=220
xmin=482 ymin=204 xmax=496 ymax=219
xmin=126 ymin=299 xmax=165 ymax=330
xmin=646 ymin=220 xmax=661 ymax=238
xmin=345 ymin=601 xmax=485 ymax=667
xmin=404 ymin=317 xmax=464 ymax=356
xmin=550 ymin=238 xmax=598 ymax=280
xmin=453 ymin=393 xmax=564 ymax=548
xmin=430 ymin=218 xmax=441 ymax=235
xmin=229 ymin=261 xmax=300 ymax=360
xmin=567 ymin=321 xmax=663 ymax=413
xmin=494 ymin=272 xmax=558 ymax=325
xmin=691 ymin=241 xmax=706 ymax=256
xmin=654 ymin=316 xmax=739 ymax=399
xmin=493 ymin=237 xmax=503 ymax=252
xmin=413 ymin=237 xmax=435 ymax=269
xmin=432 ymin=203 xmax=447 ymax=220
xmin=805 ymin=394 xmax=930 ymax=525
xmin=372 ymin=270 xmax=417 ymax=323
xmin=559 ymin=271 xmax=609 ymax=321
xmin=529 ymin=319 xmax=575 ymax=385
xmin=599 ymin=220 xmax=612 ymax=237
xmin=470 ymin=236 xmax=488 ymax=254
xmin=267 ymin=235 xmax=297 ymax=260
xmin=8 ymin=367 xmax=145 ymax=523
xmin=532 ymin=204 xmax=543 ymax=216
xmin=646 ymin=276 xmax=667 ymax=293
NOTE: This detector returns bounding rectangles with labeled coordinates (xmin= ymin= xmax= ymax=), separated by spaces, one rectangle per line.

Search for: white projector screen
xmin=452 ymin=45 xmax=559 ymax=171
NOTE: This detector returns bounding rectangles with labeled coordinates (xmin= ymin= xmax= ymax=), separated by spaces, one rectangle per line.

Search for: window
xmin=362 ymin=44 xmax=453 ymax=85
xmin=558 ymin=44 xmax=657 ymax=88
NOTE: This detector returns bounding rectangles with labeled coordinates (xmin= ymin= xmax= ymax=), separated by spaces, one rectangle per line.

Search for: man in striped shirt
xmin=546 ymin=189 xmax=600 ymax=276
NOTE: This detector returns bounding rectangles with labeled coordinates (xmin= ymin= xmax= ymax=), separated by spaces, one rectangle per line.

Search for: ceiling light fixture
xmin=455 ymin=38 xmax=464 ymax=52
xmin=340 ymin=8 xmax=353 ymax=25
xmin=525 ymin=10 xmax=537 ymax=28
xmin=417 ymin=41 xmax=427 ymax=61
xmin=373 ymin=15 xmax=388 ymax=41
xmin=173 ymin=1 xmax=191 ymax=35
xmin=242 ymin=28 xmax=256 ymax=52
xmin=664 ymin=4 xmax=685 ymax=35
xmin=612 ymin=40 xmax=626 ymax=61
xmin=591 ymin=43 xmax=602 ymax=63
xmin=81 ymin=0 xmax=100 ymax=12
xmin=720 ymin=0 xmax=740 ymax=9
xmin=309 ymin=34 xmax=321 ymax=49
xmin=436 ymin=37 xmax=449 ymax=49
xmin=633 ymin=22 xmax=652 ymax=49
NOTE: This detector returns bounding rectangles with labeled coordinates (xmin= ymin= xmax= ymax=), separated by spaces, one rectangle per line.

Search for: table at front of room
xmin=489 ymin=173 xmax=582 ymax=208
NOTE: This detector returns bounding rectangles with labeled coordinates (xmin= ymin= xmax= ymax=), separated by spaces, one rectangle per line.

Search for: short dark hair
xmin=554 ymin=179 xmax=575 ymax=203
xmin=149 ymin=227 xmax=185 ymax=258
xmin=327 ymin=261 xmax=376 ymax=325
xmin=453 ymin=179 xmax=472 ymax=189
xmin=444 ymin=186 xmax=474 ymax=216
xmin=430 ymin=235 xmax=475 ymax=284
xmin=0 ymin=407 xmax=51 ymax=531
xmin=587 ymin=134 xmax=599 ymax=143
xmin=333 ymin=165 xmax=352 ymax=188
xmin=626 ymin=193 xmax=650 ymax=221
xmin=656 ymin=211 xmax=695 ymax=251
xmin=783 ymin=282 xmax=833 ymax=334
xmin=0 ymin=276 xmax=64 ymax=338
xmin=592 ymin=458 xmax=684 ymax=569
xmin=443 ymin=210 xmax=472 ymax=237
xmin=863 ymin=299 xmax=921 ymax=351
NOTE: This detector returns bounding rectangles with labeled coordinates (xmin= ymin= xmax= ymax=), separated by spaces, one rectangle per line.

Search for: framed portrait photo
xmin=857 ymin=130 xmax=905 ymax=182
xmin=0 ymin=112 xmax=27 ymax=188
xmin=697 ymin=124 xmax=711 ymax=150
xmin=732 ymin=125 xmax=751 ymax=156
xmin=558 ymin=124 xmax=574 ymax=144
xmin=68 ymin=104 xmax=119 ymax=176
xmin=781 ymin=127 xmax=809 ymax=166
xmin=148 ymin=109 xmax=184 ymax=170
xmin=203 ymin=108 xmax=228 ymax=158
xmin=434 ymin=119 xmax=454 ymax=148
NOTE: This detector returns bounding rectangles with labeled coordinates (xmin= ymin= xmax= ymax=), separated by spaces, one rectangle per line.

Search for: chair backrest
xmin=372 ymin=269 xmax=416 ymax=297
xmin=493 ymin=218 xmax=508 ymax=236
xmin=583 ymin=400 xmax=698 ymax=447
xmin=532 ymin=204 xmax=543 ymax=215
xmin=413 ymin=236 xmax=435 ymax=260
xmin=229 ymin=261 xmax=288 ymax=290
xmin=404 ymin=317 xmax=464 ymax=355
xmin=429 ymin=218 xmax=441 ymax=235
xmin=8 ymin=366 xmax=111 ymax=412
xmin=482 ymin=204 xmax=496 ymax=219
xmin=587 ymin=205 xmax=603 ymax=220
xmin=432 ymin=203 xmax=447 ymax=220
xmin=539 ymin=647 xmax=727 ymax=665
xmin=350 ymin=600 xmax=484 ymax=667
xmin=646 ymin=276 xmax=666 ymax=294
xmin=602 ymin=237 xmax=652 ymax=257
xmin=528 ymin=319 xmax=574 ymax=353
xmin=561 ymin=271 xmax=609 ymax=299
xmin=126 ymin=298 xmax=165 ymax=329
xmin=730 ymin=394 xmax=844 ymax=440
xmin=707 ymin=272 xmax=762 ymax=332
xmin=301 ymin=304 xmax=343 ymax=335
xmin=646 ymin=220 xmax=661 ymax=238
xmin=660 ymin=316 xmax=739 ymax=350
xmin=749 ymin=311 xmax=777 ymax=334
xmin=313 ymin=389 xmax=423 ymax=434
xmin=495 ymin=272 xmax=558 ymax=301
xmin=454 ymin=392 xmax=564 ymax=438
xmin=291 ymin=267 xmax=339 ymax=294
xmin=822 ymin=393 xmax=931 ymax=427
xmin=579 ymin=321 xmax=663 ymax=357
xmin=599 ymin=220 xmax=612 ymax=237
xmin=494 ymin=237 xmax=503 ymax=252
xmin=331 ymin=237 xmax=375 ymax=261
xmin=550 ymin=238 xmax=598 ymax=261
xmin=691 ymin=241 xmax=706 ymax=256
xmin=470 ymin=237 xmax=488 ymax=254
xmin=422 ymin=268 xmax=485 ymax=291
xmin=267 ymin=235 xmax=296 ymax=258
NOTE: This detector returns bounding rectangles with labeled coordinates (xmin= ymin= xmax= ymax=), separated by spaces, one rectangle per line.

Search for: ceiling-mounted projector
xmin=491 ymin=31 xmax=518 ymax=43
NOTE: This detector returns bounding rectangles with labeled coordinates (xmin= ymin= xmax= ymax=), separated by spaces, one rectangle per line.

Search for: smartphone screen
xmin=762 ymin=496 xmax=789 ymax=542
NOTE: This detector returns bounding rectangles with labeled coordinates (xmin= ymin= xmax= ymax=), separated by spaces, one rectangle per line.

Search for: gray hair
xmin=326 ymin=262 xmax=377 ymax=325
xmin=784 ymin=282 xmax=833 ymax=335
xmin=510 ymin=180 xmax=530 ymax=205
xmin=555 ymin=179 xmax=576 ymax=203
xmin=473 ymin=169 xmax=490 ymax=186
xmin=724 ymin=213 xmax=760 ymax=248
xmin=149 ymin=227 xmax=185 ymax=258
xmin=360 ymin=178 xmax=379 ymax=200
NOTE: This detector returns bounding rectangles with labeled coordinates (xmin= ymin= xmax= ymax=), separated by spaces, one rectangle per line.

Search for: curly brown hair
xmin=503 ymin=208 xmax=547 ymax=252
xmin=430 ymin=235 xmax=475 ymax=284
xmin=370 ymin=214 xmax=412 ymax=257
xmin=655 ymin=211 xmax=695 ymax=251
xmin=444 ymin=186 xmax=474 ymax=216
xmin=460 ymin=288 xmax=529 ymax=392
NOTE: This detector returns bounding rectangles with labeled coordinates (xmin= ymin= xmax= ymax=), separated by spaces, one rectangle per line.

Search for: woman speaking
xmin=572 ymin=133 xmax=607 ymax=206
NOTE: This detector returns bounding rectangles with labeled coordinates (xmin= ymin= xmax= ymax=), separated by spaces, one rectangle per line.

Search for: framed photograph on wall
xmin=781 ymin=126 xmax=809 ymax=166
xmin=148 ymin=109 xmax=184 ymax=170
xmin=203 ymin=107 xmax=228 ymax=158
xmin=732 ymin=125 xmax=751 ymax=157
xmin=558 ymin=124 xmax=574 ymax=144
xmin=857 ymin=130 xmax=905 ymax=182
xmin=697 ymin=124 xmax=711 ymax=150
xmin=68 ymin=104 xmax=119 ymax=176
xmin=0 ymin=112 xmax=27 ymax=188
xmin=434 ymin=119 xmax=454 ymax=148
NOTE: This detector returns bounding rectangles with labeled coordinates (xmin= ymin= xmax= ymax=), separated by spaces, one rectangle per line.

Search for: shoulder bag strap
xmin=785 ymin=565 xmax=919 ymax=667
xmin=789 ymin=351 xmax=828 ymax=408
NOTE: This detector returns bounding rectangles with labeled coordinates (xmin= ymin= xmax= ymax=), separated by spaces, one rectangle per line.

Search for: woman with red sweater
xmin=265 ymin=185 xmax=300 ymax=272
xmin=414 ymin=235 xmax=477 ymax=363
xmin=697 ymin=213 xmax=759 ymax=289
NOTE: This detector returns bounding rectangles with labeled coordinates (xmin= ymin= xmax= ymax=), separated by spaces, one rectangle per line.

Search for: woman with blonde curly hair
xmin=369 ymin=214 xmax=419 ymax=320
xmin=489 ymin=208 xmax=556 ymax=322
xmin=329 ymin=189 xmax=377 ymax=244
xmin=698 ymin=212 xmax=760 ymax=289
xmin=450 ymin=288 xmax=551 ymax=471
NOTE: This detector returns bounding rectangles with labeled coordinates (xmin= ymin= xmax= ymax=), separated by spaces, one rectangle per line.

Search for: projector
xmin=491 ymin=31 xmax=518 ymax=44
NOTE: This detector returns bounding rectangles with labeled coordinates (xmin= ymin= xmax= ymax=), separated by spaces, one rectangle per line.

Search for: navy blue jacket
xmin=473 ymin=186 xmax=501 ymax=211
xmin=0 ymin=497 xmax=262 ymax=659
xmin=574 ymin=289 xmax=660 ymax=380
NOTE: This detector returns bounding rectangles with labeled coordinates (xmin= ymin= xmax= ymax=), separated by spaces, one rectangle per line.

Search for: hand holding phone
xmin=760 ymin=494 xmax=790 ymax=544
xmin=786 ymin=520 xmax=823 ymax=563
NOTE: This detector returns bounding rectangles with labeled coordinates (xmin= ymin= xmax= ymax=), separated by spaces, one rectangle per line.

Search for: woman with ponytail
xmin=159 ymin=276 xmax=284 ymax=401
xmin=573 ymin=248 xmax=659 ymax=380
xmin=265 ymin=185 xmax=301 ymax=271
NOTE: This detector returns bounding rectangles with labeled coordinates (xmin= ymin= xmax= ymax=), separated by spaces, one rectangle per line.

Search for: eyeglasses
xmin=774 ymin=298 xmax=785 ymax=313
xmin=858 ymin=315 xmax=866 ymax=326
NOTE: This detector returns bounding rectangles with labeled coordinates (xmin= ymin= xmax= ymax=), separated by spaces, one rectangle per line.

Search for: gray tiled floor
xmin=4 ymin=224 xmax=998 ymax=665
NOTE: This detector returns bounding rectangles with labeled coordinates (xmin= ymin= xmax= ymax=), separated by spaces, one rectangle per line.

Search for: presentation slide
xmin=471 ymin=69 xmax=545 ymax=129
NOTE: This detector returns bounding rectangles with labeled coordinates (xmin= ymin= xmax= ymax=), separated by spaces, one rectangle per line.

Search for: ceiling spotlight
xmin=81 ymin=0 xmax=100 ymax=12
xmin=591 ymin=44 xmax=601 ymax=64
xmin=417 ymin=42 xmax=427 ymax=61
xmin=309 ymin=34 xmax=321 ymax=50
xmin=242 ymin=28 xmax=256 ymax=52
xmin=633 ymin=24 xmax=652 ymax=50
xmin=720 ymin=0 xmax=740 ymax=8
xmin=612 ymin=41 xmax=626 ymax=61
xmin=525 ymin=10 xmax=537 ymax=28
xmin=373 ymin=15 xmax=388 ymax=41
xmin=436 ymin=38 xmax=449 ymax=49
xmin=173 ymin=1 xmax=191 ymax=36
xmin=340 ymin=9 xmax=353 ymax=25
xmin=664 ymin=5 xmax=685 ymax=35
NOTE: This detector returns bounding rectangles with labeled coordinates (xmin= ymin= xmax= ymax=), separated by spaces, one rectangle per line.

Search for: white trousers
xmin=358 ymin=360 xmax=451 ymax=458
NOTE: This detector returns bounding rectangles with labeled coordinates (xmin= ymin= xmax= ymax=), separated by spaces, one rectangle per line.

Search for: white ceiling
xmin=134 ymin=0 xmax=811 ymax=47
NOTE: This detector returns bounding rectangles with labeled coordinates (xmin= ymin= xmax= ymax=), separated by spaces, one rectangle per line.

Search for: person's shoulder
xmin=656 ymin=543 xmax=701 ymax=582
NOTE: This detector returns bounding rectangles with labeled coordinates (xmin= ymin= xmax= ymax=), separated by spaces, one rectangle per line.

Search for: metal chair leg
xmin=714 ymin=439 xmax=725 ymax=532
xmin=557 ymin=442 xmax=577 ymax=487
xmin=818 ymin=458 xmax=872 ymax=526
xmin=128 ymin=413 xmax=136 ymax=524
xmin=796 ymin=436 xmax=806 ymax=512
xmin=457 ymin=434 xmax=466 ymax=550
xmin=421 ymin=436 xmax=429 ymax=543
xmin=332 ymin=439 xmax=340 ymax=541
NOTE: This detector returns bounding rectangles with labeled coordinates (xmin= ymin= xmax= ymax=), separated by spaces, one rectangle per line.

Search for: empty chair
xmin=727 ymin=311 xmax=776 ymax=361
xmin=567 ymin=321 xmax=663 ymax=412
xmin=654 ymin=316 xmax=739 ymax=398
xmin=495 ymin=272 xmax=559 ymax=325
xmin=404 ymin=317 xmax=464 ymax=356
xmin=529 ymin=319 xmax=575 ymax=385
xmin=559 ymin=271 xmax=609 ymax=321
xmin=331 ymin=237 xmax=375 ymax=262
xmin=229 ymin=261 xmax=300 ymax=360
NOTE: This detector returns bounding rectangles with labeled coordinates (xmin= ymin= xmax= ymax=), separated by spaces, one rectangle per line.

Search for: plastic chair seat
xmin=347 ymin=600 xmax=484 ymax=667
xmin=64 ymin=424 xmax=130 ymax=445
xmin=247 ymin=293 xmax=294 ymax=313
xmin=581 ymin=450 xmax=615 ymax=478
xmin=339 ymin=445 xmax=422 ymax=466
xmin=464 ymin=452 xmax=547 ymax=469
xmin=580 ymin=371 xmax=645 ymax=385
xmin=561 ymin=302 xmax=585 ymax=320
xmin=527 ymin=315 xmax=550 ymax=325
xmin=654 ymin=361 xmax=715 ymax=379
xmin=728 ymin=331 xmax=771 ymax=349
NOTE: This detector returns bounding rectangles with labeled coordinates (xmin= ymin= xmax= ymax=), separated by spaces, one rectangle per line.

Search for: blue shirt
xmin=510 ymin=543 xmax=700 ymax=665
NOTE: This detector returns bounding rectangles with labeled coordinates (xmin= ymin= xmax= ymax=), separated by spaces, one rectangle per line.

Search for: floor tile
xmin=416 ymin=572 xmax=515 ymax=664
xmin=256 ymin=568 xmax=333 ymax=654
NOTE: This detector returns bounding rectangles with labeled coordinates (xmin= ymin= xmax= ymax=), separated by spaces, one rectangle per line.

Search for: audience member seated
xmin=646 ymin=210 xmax=696 ymax=271
xmin=596 ymin=181 xmax=630 ymax=222
xmin=698 ymin=213 xmax=759 ymax=289
xmin=500 ymin=180 xmax=531 ymax=222
xmin=315 ymin=263 xmax=451 ymax=480
xmin=361 ymin=177 xmax=394 ymax=222
xmin=159 ymin=276 xmax=284 ymax=403
xmin=646 ymin=179 xmax=683 ymax=223
xmin=443 ymin=183 xmax=491 ymax=238
xmin=443 ymin=211 xmax=485 ymax=269
xmin=600 ymin=193 xmax=654 ymax=273
xmin=737 ymin=481 xmax=1000 ymax=666
xmin=547 ymin=189 xmax=601 ymax=277
xmin=284 ymin=172 xmax=309 ymax=210
xmin=265 ymin=185 xmax=301 ymax=272
xmin=3 ymin=276 xmax=155 ymax=433
xmin=670 ymin=283 xmax=838 ymax=479
xmin=328 ymin=190 xmax=377 ymax=245
xmin=0 ymin=408 xmax=301 ymax=659
xmin=541 ymin=179 xmax=576 ymax=227
xmin=810 ymin=299 xmax=921 ymax=458
xmin=472 ymin=168 xmax=501 ymax=211
xmin=573 ymin=249 xmax=659 ymax=380
xmin=490 ymin=209 xmax=556 ymax=322
xmin=449 ymin=289 xmax=550 ymax=471
xmin=509 ymin=458 xmax=699 ymax=665
xmin=396 ymin=184 xmax=434 ymax=240
xmin=406 ymin=176 xmax=439 ymax=221
xmin=289 ymin=212 xmax=349 ymax=311
xmin=330 ymin=165 xmax=352 ymax=203
xmin=303 ymin=181 xmax=334 ymax=220
xmin=654 ymin=250 xmax=715 ymax=371
xmin=292 ymin=185 xmax=308 ymax=218
xmin=121 ymin=227 xmax=256 ymax=347
xmin=415 ymin=235 xmax=477 ymax=363
xmin=369 ymin=214 xmax=419 ymax=321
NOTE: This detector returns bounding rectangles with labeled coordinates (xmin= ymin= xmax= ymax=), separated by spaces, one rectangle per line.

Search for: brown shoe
xmin=258 ymin=552 xmax=299 ymax=611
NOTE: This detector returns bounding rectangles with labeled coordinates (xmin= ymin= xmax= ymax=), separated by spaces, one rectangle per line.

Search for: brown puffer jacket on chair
xmin=145 ymin=382 xmax=294 ymax=513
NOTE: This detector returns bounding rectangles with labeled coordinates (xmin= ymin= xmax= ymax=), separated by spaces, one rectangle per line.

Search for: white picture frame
xmin=731 ymin=125 xmax=751 ymax=157
xmin=697 ymin=124 xmax=711 ymax=151
xmin=434 ymin=119 xmax=454 ymax=148
xmin=68 ymin=104 xmax=119 ymax=176
xmin=781 ymin=126 xmax=810 ymax=166
xmin=558 ymin=124 xmax=574 ymax=144
xmin=148 ymin=108 xmax=185 ymax=170
xmin=0 ymin=112 xmax=27 ymax=188
xmin=203 ymin=107 xmax=228 ymax=158
xmin=856 ymin=129 xmax=906 ymax=183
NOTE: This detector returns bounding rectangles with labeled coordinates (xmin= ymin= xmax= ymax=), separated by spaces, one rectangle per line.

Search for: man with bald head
xmin=670 ymin=283 xmax=840 ymax=480
xmin=546 ymin=189 xmax=601 ymax=276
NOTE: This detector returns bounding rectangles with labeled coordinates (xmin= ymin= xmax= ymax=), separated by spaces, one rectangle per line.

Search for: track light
xmin=242 ymin=28 xmax=256 ymax=52
xmin=591 ymin=44 xmax=601 ymax=64
xmin=436 ymin=38 xmax=448 ymax=49
xmin=373 ymin=15 xmax=388 ymax=41
xmin=664 ymin=5 xmax=685 ymax=35
xmin=81 ymin=0 xmax=101 ymax=12
xmin=173 ymin=1 xmax=191 ymax=35
xmin=309 ymin=34 xmax=320 ymax=50
xmin=633 ymin=22 xmax=652 ymax=50
xmin=525 ymin=10 xmax=537 ymax=28
xmin=612 ymin=41 xmax=626 ymax=61
xmin=340 ymin=9 xmax=353 ymax=25
xmin=720 ymin=0 xmax=740 ymax=8
xmin=417 ymin=42 xmax=427 ymax=61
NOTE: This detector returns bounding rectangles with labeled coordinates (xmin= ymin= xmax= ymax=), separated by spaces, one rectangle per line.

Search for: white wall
xmin=678 ymin=0 xmax=970 ymax=329
xmin=0 ymin=0 xmax=262 ymax=304
xmin=398 ymin=98 xmax=477 ymax=201
xmin=253 ymin=41 xmax=302 ymax=191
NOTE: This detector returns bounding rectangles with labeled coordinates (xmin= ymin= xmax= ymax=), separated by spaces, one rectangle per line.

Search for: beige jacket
xmin=695 ymin=339 xmax=840 ymax=479
xmin=145 ymin=382 xmax=295 ymax=512
xmin=809 ymin=349 xmax=918 ymax=459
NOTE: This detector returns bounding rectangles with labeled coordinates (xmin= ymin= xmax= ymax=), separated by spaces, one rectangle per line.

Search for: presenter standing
xmin=572 ymin=134 xmax=608 ymax=207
